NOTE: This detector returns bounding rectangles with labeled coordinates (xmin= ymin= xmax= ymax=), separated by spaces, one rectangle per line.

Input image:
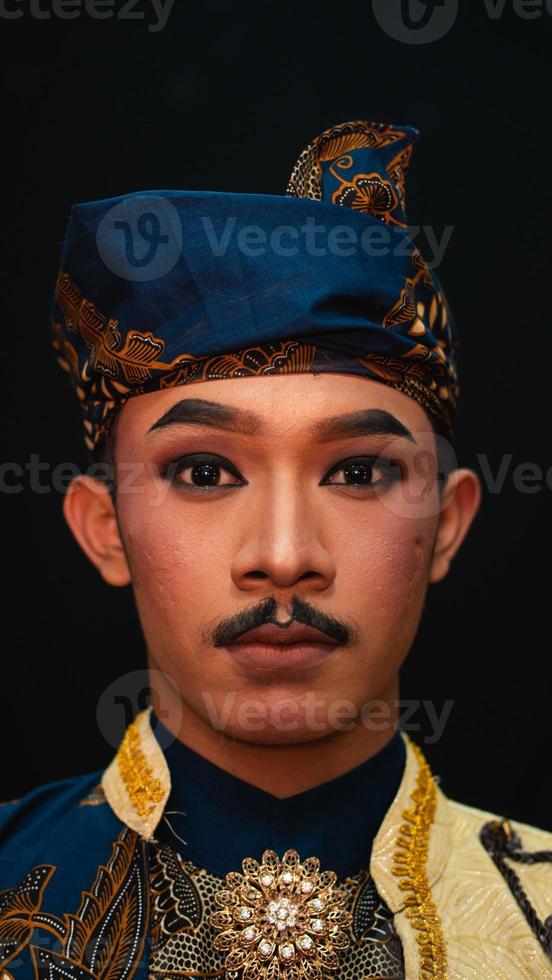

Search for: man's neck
xmin=150 ymin=677 xmax=400 ymax=799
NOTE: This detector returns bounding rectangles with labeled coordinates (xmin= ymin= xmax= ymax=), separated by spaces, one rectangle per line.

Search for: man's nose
xmin=229 ymin=476 xmax=336 ymax=592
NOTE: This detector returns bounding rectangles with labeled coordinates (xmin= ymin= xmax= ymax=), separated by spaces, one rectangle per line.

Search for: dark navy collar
xmin=150 ymin=709 xmax=406 ymax=879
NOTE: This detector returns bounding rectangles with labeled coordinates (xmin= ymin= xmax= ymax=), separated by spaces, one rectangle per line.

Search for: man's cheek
xmin=135 ymin=539 xmax=221 ymax=615
xmin=397 ymin=529 xmax=432 ymax=581
xmin=352 ymin=526 xmax=431 ymax=604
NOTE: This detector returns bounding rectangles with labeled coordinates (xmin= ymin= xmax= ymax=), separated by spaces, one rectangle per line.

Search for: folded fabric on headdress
xmin=51 ymin=119 xmax=459 ymax=455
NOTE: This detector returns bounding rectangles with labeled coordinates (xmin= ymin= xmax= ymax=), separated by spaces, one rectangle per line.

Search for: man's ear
xmin=429 ymin=468 xmax=482 ymax=583
xmin=62 ymin=476 xmax=131 ymax=587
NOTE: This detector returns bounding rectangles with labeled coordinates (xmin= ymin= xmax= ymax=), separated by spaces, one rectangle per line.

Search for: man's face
xmin=107 ymin=373 xmax=448 ymax=745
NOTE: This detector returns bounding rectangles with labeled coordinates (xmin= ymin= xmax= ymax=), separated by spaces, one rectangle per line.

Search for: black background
xmin=1 ymin=1 xmax=551 ymax=826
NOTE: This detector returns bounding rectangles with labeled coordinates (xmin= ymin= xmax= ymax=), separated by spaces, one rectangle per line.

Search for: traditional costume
xmin=2 ymin=120 xmax=551 ymax=979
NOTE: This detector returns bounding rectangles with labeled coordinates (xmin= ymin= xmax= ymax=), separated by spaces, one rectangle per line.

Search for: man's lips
xmin=230 ymin=623 xmax=338 ymax=645
xmin=223 ymin=622 xmax=341 ymax=670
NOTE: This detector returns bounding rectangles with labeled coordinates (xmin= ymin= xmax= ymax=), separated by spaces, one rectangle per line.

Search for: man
xmin=1 ymin=119 xmax=551 ymax=980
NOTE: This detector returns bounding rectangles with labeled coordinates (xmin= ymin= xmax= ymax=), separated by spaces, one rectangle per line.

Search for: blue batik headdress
xmin=51 ymin=119 xmax=458 ymax=456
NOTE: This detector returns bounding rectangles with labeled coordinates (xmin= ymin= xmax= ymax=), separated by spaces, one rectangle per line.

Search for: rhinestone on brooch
xmin=208 ymin=848 xmax=352 ymax=978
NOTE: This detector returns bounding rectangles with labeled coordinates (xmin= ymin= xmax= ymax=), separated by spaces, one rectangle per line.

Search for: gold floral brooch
xmin=208 ymin=848 xmax=352 ymax=978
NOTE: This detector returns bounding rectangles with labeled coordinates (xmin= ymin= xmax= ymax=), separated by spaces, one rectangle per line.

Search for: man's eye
xmin=163 ymin=455 xmax=243 ymax=489
xmin=322 ymin=456 xmax=401 ymax=488
xmin=161 ymin=453 xmax=401 ymax=492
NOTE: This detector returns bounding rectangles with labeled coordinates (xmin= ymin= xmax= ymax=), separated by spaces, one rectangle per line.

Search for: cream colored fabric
xmin=423 ymin=800 xmax=552 ymax=978
xmin=102 ymin=707 xmax=552 ymax=977
xmin=372 ymin=738 xmax=552 ymax=978
xmin=101 ymin=704 xmax=171 ymax=840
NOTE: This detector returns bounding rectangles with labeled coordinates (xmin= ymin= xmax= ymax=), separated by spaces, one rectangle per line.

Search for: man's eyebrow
xmin=147 ymin=399 xmax=262 ymax=436
xmin=147 ymin=399 xmax=417 ymax=444
xmin=312 ymin=407 xmax=417 ymax=444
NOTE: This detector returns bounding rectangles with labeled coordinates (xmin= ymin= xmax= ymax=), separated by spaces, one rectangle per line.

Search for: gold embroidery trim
xmin=117 ymin=715 xmax=166 ymax=817
xmin=391 ymin=741 xmax=448 ymax=979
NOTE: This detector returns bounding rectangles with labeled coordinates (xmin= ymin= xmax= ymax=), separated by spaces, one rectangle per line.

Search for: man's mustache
xmin=210 ymin=595 xmax=356 ymax=647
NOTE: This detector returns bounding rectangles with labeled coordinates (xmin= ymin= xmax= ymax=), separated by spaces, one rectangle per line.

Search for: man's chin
xmin=215 ymin=720 xmax=345 ymax=748
xmin=199 ymin=690 xmax=360 ymax=746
